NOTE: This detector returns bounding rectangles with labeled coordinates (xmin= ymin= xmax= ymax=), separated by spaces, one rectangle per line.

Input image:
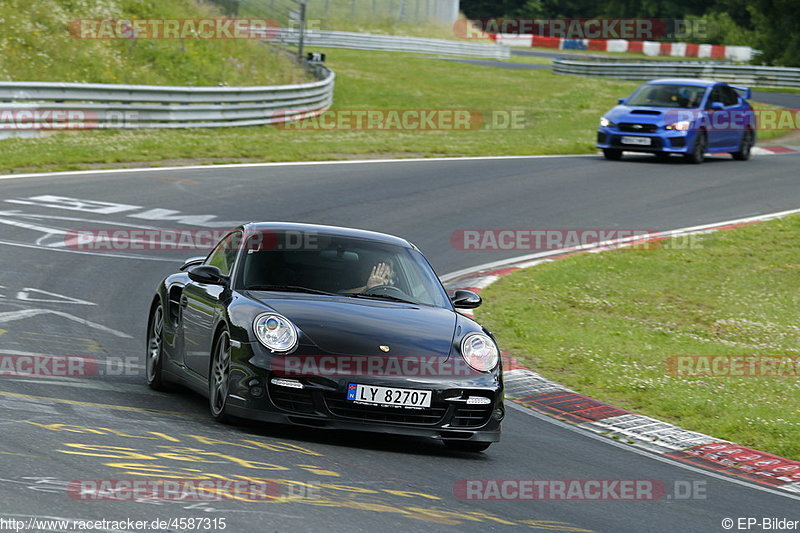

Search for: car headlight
xmin=666 ymin=120 xmax=691 ymax=131
xmin=460 ymin=333 xmax=499 ymax=372
xmin=254 ymin=313 xmax=298 ymax=352
xmin=600 ymin=117 xmax=614 ymax=128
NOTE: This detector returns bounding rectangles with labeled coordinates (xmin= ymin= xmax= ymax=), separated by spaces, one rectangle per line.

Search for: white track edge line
xmin=441 ymin=206 xmax=800 ymax=281
xmin=0 ymin=154 xmax=596 ymax=181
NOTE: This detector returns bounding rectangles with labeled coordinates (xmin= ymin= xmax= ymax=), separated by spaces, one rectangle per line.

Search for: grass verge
xmin=0 ymin=0 xmax=307 ymax=86
xmin=476 ymin=217 xmax=800 ymax=460
xmin=0 ymin=48 xmax=640 ymax=173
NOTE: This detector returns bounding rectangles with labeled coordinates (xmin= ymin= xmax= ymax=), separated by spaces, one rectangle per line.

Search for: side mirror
xmin=188 ymin=265 xmax=228 ymax=286
xmin=180 ymin=256 xmax=206 ymax=271
xmin=450 ymin=289 xmax=482 ymax=309
xmin=618 ymin=97 xmax=627 ymax=104
xmin=711 ymin=102 xmax=724 ymax=110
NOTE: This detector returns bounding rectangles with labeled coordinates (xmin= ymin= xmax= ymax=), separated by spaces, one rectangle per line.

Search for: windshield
xmin=626 ymin=84 xmax=706 ymax=108
xmin=236 ymin=231 xmax=449 ymax=308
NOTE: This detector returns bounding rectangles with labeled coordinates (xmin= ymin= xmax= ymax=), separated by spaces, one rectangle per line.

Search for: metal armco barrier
xmin=0 ymin=67 xmax=334 ymax=130
xmin=552 ymin=59 xmax=800 ymax=89
xmin=266 ymin=28 xmax=510 ymax=59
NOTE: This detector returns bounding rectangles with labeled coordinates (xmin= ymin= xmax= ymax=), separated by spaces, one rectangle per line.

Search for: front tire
xmin=146 ymin=303 xmax=169 ymax=391
xmin=684 ymin=131 xmax=706 ymax=164
xmin=444 ymin=440 xmax=492 ymax=453
xmin=732 ymin=129 xmax=754 ymax=161
xmin=209 ymin=329 xmax=233 ymax=423
xmin=603 ymin=148 xmax=623 ymax=161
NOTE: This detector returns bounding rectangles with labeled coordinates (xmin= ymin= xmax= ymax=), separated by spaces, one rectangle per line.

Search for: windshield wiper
xmin=347 ymin=292 xmax=417 ymax=305
xmin=247 ymin=285 xmax=339 ymax=296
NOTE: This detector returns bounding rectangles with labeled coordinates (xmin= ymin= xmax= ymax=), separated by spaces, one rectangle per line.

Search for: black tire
xmin=145 ymin=302 xmax=169 ymax=391
xmin=684 ymin=131 xmax=706 ymax=164
xmin=209 ymin=328 xmax=233 ymax=423
xmin=603 ymin=148 xmax=623 ymax=161
xmin=443 ymin=440 xmax=492 ymax=453
xmin=732 ymin=129 xmax=754 ymax=161
xmin=655 ymin=151 xmax=671 ymax=161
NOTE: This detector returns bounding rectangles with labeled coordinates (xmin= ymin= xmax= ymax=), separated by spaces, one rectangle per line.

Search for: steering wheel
xmin=363 ymin=285 xmax=410 ymax=299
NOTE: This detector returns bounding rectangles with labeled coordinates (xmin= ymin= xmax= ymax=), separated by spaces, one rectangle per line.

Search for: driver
xmin=346 ymin=261 xmax=394 ymax=293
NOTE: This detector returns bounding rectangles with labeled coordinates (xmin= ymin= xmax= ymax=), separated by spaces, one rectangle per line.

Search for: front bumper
xmin=596 ymin=128 xmax=695 ymax=153
xmin=225 ymin=373 xmax=503 ymax=443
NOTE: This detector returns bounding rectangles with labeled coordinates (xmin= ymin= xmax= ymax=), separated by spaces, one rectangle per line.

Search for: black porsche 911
xmin=146 ymin=222 xmax=503 ymax=451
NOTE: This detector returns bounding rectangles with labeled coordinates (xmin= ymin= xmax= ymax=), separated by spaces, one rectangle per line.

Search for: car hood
xmin=605 ymin=104 xmax=697 ymax=127
xmin=243 ymin=292 xmax=457 ymax=356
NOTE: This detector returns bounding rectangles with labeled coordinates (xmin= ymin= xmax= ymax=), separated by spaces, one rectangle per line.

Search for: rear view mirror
xmin=180 ymin=256 xmax=206 ymax=271
xmin=451 ymin=290 xmax=482 ymax=309
xmin=188 ymin=265 xmax=228 ymax=286
xmin=319 ymin=249 xmax=359 ymax=262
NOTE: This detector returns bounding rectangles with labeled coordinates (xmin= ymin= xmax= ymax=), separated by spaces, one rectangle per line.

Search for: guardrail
xmin=552 ymin=59 xmax=800 ymax=89
xmin=0 ymin=67 xmax=334 ymax=131
xmin=265 ymin=28 xmax=511 ymax=59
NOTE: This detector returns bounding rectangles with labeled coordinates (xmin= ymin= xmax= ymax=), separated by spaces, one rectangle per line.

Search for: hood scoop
xmin=630 ymin=110 xmax=662 ymax=115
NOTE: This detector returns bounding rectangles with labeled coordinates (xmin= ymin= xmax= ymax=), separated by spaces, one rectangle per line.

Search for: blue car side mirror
xmin=618 ymin=98 xmax=627 ymax=104
xmin=711 ymin=102 xmax=724 ymax=110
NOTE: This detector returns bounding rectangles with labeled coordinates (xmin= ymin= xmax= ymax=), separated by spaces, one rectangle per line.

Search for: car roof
xmin=242 ymin=222 xmax=414 ymax=248
xmin=645 ymin=78 xmax=720 ymax=87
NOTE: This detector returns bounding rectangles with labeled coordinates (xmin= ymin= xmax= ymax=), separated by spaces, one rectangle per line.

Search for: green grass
xmin=0 ymin=0 xmax=307 ymax=85
xmin=753 ymin=87 xmax=800 ymax=95
xmin=0 ymin=48 xmax=641 ymax=173
xmin=476 ymin=217 xmax=800 ymax=460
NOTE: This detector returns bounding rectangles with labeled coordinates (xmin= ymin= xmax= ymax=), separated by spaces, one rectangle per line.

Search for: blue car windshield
xmin=626 ymin=84 xmax=706 ymax=108
xmin=235 ymin=231 xmax=450 ymax=308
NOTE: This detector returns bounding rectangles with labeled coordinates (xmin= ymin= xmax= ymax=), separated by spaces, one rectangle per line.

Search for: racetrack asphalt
xmin=0 ymin=152 xmax=799 ymax=532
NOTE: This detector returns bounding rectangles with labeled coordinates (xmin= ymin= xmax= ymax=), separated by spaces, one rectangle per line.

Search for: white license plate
xmin=347 ymin=383 xmax=431 ymax=408
xmin=621 ymin=136 xmax=652 ymax=146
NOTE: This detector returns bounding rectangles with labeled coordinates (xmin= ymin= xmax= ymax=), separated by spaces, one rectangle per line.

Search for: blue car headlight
xmin=665 ymin=120 xmax=691 ymax=131
xmin=600 ymin=117 xmax=614 ymax=128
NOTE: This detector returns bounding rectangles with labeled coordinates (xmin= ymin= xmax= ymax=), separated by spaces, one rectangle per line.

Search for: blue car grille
xmin=619 ymin=123 xmax=658 ymax=133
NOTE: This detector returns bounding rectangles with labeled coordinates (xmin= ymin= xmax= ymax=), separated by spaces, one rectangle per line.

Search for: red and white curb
xmin=490 ymin=33 xmax=754 ymax=61
xmin=443 ymin=209 xmax=800 ymax=494
xmin=753 ymin=146 xmax=800 ymax=155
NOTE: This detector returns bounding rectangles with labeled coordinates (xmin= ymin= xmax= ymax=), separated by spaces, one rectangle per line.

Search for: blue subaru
xmin=597 ymin=78 xmax=756 ymax=163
